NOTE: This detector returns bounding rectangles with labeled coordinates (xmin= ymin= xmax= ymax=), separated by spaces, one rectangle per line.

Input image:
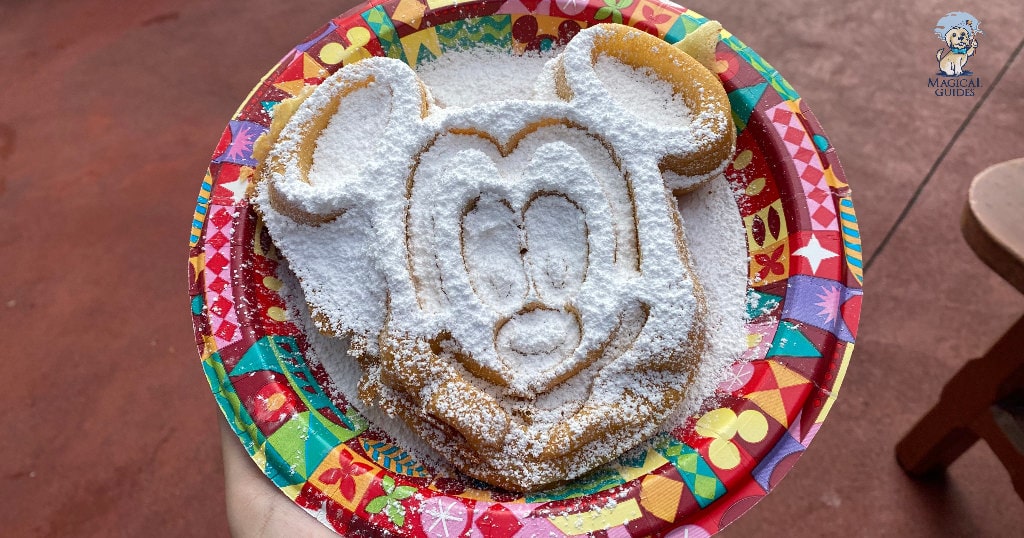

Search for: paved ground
xmin=1 ymin=0 xmax=1021 ymax=535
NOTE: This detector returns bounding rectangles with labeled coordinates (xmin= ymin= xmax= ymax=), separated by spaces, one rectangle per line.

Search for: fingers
xmin=220 ymin=420 xmax=333 ymax=537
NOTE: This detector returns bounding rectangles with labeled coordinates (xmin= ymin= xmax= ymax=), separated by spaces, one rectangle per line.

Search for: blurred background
xmin=1 ymin=0 xmax=1021 ymax=535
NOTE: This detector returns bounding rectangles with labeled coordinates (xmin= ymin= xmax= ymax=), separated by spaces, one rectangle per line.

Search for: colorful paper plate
xmin=188 ymin=1 xmax=863 ymax=535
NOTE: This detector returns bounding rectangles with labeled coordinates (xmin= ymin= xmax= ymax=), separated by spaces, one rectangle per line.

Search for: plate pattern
xmin=188 ymin=1 xmax=863 ymax=535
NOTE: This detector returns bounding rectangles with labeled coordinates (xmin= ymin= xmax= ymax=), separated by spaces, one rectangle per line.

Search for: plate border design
xmin=188 ymin=1 xmax=862 ymax=535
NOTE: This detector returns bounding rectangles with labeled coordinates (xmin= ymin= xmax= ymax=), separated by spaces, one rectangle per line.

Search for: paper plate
xmin=188 ymin=1 xmax=863 ymax=535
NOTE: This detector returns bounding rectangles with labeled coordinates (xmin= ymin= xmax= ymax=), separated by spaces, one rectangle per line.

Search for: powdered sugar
xmin=665 ymin=173 xmax=749 ymax=423
xmin=256 ymin=25 xmax=747 ymax=491
xmin=594 ymin=55 xmax=691 ymax=130
xmin=416 ymin=47 xmax=555 ymax=107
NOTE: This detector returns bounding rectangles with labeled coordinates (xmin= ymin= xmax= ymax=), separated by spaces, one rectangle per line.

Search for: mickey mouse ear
xmin=553 ymin=24 xmax=735 ymax=190
xmin=255 ymin=57 xmax=430 ymax=225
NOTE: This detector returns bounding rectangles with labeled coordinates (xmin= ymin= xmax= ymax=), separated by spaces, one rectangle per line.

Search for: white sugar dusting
xmin=594 ymin=55 xmax=692 ymax=129
xmin=665 ymin=173 xmax=749 ymax=424
xmin=257 ymin=25 xmax=748 ymax=491
xmin=416 ymin=47 xmax=555 ymax=107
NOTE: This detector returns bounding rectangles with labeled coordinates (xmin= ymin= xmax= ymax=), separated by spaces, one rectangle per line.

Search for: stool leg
xmin=975 ymin=404 xmax=1024 ymax=499
xmin=896 ymin=314 xmax=1024 ymax=477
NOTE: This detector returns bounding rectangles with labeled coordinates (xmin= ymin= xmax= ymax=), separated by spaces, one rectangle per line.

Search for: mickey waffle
xmin=250 ymin=23 xmax=735 ymax=491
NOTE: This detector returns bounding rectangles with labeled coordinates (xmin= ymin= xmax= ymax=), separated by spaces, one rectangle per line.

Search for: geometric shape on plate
xmin=435 ymin=15 xmax=512 ymax=53
xmin=766 ymin=320 xmax=821 ymax=358
xmin=191 ymin=170 xmax=214 ymax=246
xmin=791 ymin=232 xmax=840 ymax=275
xmin=746 ymin=288 xmax=782 ymax=320
xmin=476 ymin=503 xmax=525 ymax=536
xmin=744 ymin=198 xmax=787 ymax=250
xmin=767 ymin=102 xmax=837 ymax=231
xmin=662 ymin=10 xmax=709 ymax=44
xmin=654 ymin=436 xmax=726 ymax=507
xmin=266 ymin=412 xmax=319 ymax=483
xmin=780 ymin=275 xmax=860 ymax=342
xmin=639 ymin=473 xmax=685 ymax=523
xmin=838 ymin=196 xmax=864 ymax=285
xmin=751 ymin=429 xmax=805 ymax=491
xmin=400 ymin=28 xmax=442 ymax=68
xmin=362 ymin=5 xmax=408 ymax=61
xmin=420 ymin=496 xmax=471 ymax=537
xmin=742 ymin=360 xmax=813 ymax=429
xmin=614 ymin=446 xmax=672 ymax=482
xmin=524 ymin=466 xmax=625 ymax=503
xmin=213 ymin=121 xmax=267 ymax=167
xmin=361 ymin=438 xmax=429 ymax=478
xmin=728 ymin=81 xmax=767 ymax=131
xmin=231 ymin=336 xmax=365 ymax=436
xmin=546 ymin=498 xmax=643 ymax=535
xmin=695 ymin=408 xmax=769 ymax=469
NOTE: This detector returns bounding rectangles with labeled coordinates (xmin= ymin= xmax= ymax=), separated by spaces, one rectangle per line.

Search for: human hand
xmin=220 ymin=420 xmax=335 ymax=537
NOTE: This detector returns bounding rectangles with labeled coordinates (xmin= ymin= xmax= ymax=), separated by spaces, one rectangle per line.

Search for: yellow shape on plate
xmin=695 ymin=408 xmax=769 ymax=469
xmin=548 ymin=498 xmax=643 ymax=534
xmin=319 ymin=27 xmax=373 ymax=66
xmin=732 ymin=148 xmax=754 ymax=171
xmin=639 ymin=474 xmax=684 ymax=522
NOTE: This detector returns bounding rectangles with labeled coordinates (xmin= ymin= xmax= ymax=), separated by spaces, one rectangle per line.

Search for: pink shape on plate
xmin=420 ymin=496 xmax=471 ymax=538
xmin=555 ymin=0 xmax=587 ymax=16
xmin=606 ymin=525 xmax=633 ymax=538
xmin=718 ymin=361 xmax=756 ymax=392
xmin=741 ymin=319 xmax=778 ymax=363
xmin=502 ymin=502 xmax=562 ymax=537
xmin=665 ymin=524 xmax=713 ymax=538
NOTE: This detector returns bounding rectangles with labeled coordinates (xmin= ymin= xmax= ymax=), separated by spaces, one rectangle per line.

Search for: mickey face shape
xmin=254 ymin=24 xmax=734 ymax=491
xmin=406 ymin=124 xmax=639 ymax=400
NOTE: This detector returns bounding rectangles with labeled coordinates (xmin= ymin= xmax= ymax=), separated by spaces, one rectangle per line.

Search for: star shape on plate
xmin=793 ymin=235 xmax=839 ymax=274
xmin=218 ymin=175 xmax=250 ymax=204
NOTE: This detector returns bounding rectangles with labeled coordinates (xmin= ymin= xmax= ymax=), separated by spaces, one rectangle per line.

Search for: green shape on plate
xmin=191 ymin=293 xmax=204 ymax=315
xmin=813 ymin=133 xmax=830 ymax=151
xmin=230 ymin=336 xmax=287 ymax=377
xmin=728 ymin=82 xmax=767 ymax=132
xmin=654 ymin=436 xmax=726 ymax=508
xmin=747 ymin=288 xmax=782 ymax=319
xmin=720 ymin=34 xmax=800 ymax=102
xmin=362 ymin=5 xmax=407 ymax=62
xmin=525 ymin=466 xmax=625 ymax=502
xmin=435 ymin=15 xmax=512 ymax=53
xmin=204 ymin=350 xmax=262 ymax=454
xmin=266 ymin=412 xmax=314 ymax=481
xmin=416 ymin=43 xmax=437 ymax=67
xmin=767 ymin=320 xmax=821 ymax=358
xmin=303 ymin=412 xmax=352 ymax=477
xmin=676 ymin=451 xmax=697 ymax=473
xmin=230 ymin=336 xmax=366 ymax=434
xmin=693 ymin=473 xmax=723 ymax=501
xmin=617 ymin=445 xmax=650 ymax=469
xmin=664 ymin=13 xmax=710 ymax=44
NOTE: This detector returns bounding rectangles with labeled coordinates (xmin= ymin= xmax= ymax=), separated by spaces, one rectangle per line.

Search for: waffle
xmin=252 ymin=23 xmax=734 ymax=491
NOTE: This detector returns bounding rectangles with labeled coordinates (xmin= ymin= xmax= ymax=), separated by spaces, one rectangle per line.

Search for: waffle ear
xmin=553 ymin=23 xmax=735 ymax=190
xmin=257 ymin=57 xmax=430 ymax=225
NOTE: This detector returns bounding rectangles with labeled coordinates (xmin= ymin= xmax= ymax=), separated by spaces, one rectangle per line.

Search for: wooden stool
xmin=895 ymin=158 xmax=1024 ymax=499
